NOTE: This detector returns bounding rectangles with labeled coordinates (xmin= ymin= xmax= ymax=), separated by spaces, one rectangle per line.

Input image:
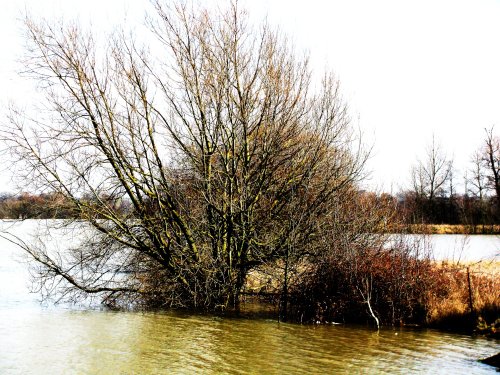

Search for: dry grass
xmin=404 ymin=224 xmax=500 ymax=235
xmin=427 ymin=261 xmax=500 ymax=332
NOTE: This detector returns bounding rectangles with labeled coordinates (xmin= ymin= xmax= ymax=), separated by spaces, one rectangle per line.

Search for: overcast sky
xmin=1 ymin=0 xmax=500 ymax=193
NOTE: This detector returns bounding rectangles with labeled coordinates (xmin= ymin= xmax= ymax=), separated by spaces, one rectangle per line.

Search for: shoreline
xmin=392 ymin=224 xmax=500 ymax=235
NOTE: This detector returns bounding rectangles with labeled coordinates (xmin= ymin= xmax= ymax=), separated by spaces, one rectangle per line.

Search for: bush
xmin=288 ymin=238 xmax=435 ymax=326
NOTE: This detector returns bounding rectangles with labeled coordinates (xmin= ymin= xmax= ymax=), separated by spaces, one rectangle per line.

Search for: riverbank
xmin=402 ymin=224 xmax=500 ymax=235
xmin=426 ymin=260 xmax=500 ymax=336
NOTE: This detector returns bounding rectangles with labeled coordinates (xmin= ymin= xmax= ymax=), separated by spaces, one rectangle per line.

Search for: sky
xmin=1 ymin=0 xmax=500 ymax=193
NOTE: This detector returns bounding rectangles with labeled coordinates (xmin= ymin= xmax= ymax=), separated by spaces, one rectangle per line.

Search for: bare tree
xmin=411 ymin=136 xmax=453 ymax=201
xmin=465 ymin=126 xmax=500 ymax=224
xmin=468 ymin=150 xmax=488 ymax=200
xmin=1 ymin=1 xmax=368 ymax=310
xmin=482 ymin=127 xmax=500 ymax=207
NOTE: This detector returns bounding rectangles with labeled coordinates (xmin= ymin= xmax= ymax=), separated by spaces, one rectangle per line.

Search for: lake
xmin=0 ymin=220 xmax=498 ymax=374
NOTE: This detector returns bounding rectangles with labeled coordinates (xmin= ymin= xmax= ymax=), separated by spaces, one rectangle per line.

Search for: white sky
xmin=1 ymin=0 xmax=500 ymax=193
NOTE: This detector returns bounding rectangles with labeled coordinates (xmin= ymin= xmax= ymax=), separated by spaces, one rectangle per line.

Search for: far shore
xmin=394 ymin=224 xmax=500 ymax=235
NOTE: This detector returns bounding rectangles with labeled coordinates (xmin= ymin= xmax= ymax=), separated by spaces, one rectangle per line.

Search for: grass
xmin=404 ymin=224 xmax=500 ymax=235
xmin=426 ymin=261 xmax=500 ymax=334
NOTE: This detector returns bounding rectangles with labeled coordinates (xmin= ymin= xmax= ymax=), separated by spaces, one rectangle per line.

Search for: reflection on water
xmin=0 ymin=221 xmax=498 ymax=374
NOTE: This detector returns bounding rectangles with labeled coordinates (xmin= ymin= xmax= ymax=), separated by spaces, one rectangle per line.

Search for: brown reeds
xmin=426 ymin=261 xmax=500 ymax=333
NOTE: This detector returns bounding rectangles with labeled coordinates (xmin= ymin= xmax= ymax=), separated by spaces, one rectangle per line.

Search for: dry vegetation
xmin=241 ymin=257 xmax=500 ymax=332
xmin=404 ymin=224 xmax=500 ymax=235
xmin=426 ymin=261 xmax=500 ymax=334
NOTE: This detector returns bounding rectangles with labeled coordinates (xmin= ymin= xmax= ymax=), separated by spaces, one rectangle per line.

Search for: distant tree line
xmin=0 ymin=192 xmax=72 ymax=219
xmin=0 ymin=192 xmax=130 ymax=219
xmin=395 ymin=192 xmax=498 ymax=227
xmin=395 ymin=127 xmax=500 ymax=228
